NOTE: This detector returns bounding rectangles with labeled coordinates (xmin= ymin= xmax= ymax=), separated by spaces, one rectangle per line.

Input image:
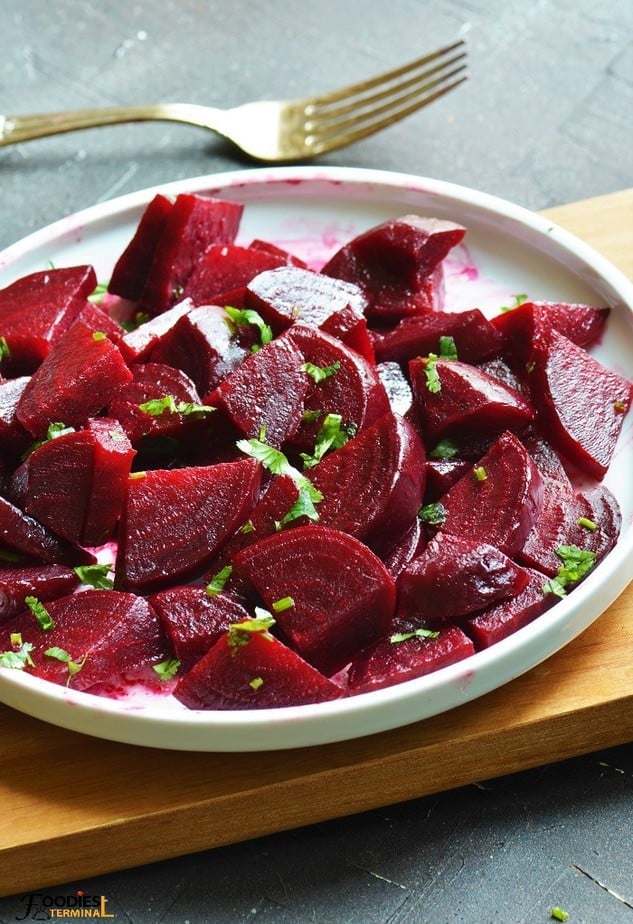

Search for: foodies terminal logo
xmin=14 ymin=890 xmax=116 ymax=920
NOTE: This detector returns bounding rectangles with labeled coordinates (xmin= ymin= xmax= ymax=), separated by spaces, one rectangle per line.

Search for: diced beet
xmin=81 ymin=419 xmax=136 ymax=546
xmin=319 ymin=302 xmax=376 ymax=363
xmin=248 ymin=239 xmax=307 ymax=267
xmin=424 ymin=458 xmax=471 ymax=501
xmin=0 ymin=564 xmax=80 ymax=624
xmin=120 ymin=299 xmax=192 ymax=362
xmin=233 ymin=524 xmax=396 ymax=675
xmin=0 ymin=376 xmax=31 ymax=460
xmin=439 ymin=431 xmax=544 ymax=557
xmin=1 ymin=590 xmax=167 ymax=692
xmin=149 ymin=305 xmax=248 ymax=395
xmin=321 ymin=215 xmax=465 ymax=321
xmin=527 ymin=326 xmax=633 ymax=478
xmin=377 ymin=361 xmax=413 ymax=416
xmin=462 ymin=568 xmax=555 ymax=649
xmin=15 ymin=321 xmax=133 ymax=439
xmin=108 ymin=194 xmax=174 ymax=300
xmin=397 ymin=532 xmax=530 ymax=622
xmin=245 ymin=265 xmax=369 ymax=332
xmin=409 ymin=356 xmax=535 ymax=442
xmin=181 ymin=243 xmax=290 ymax=305
xmin=372 ymin=308 xmax=502 ymax=365
xmin=283 ymin=325 xmax=390 ymax=451
xmin=207 ymin=335 xmax=308 ymax=447
xmin=115 ymin=458 xmax=261 ymax=592
xmin=309 ymin=412 xmax=426 ymax=557
xmin=173 ymin=622 xmax=342 ymax=709
xmin=347 ymin=624 xmax=475 ymax=695
xmin=0 ymin=265 xmax=97 ymax=375
xmin=148 ymin=585 xmax=250 ymax=671
xmin=138 ymin=194 xmax=244 ymax=315
xmin=0 ymin=495 xmax=94 ymax=566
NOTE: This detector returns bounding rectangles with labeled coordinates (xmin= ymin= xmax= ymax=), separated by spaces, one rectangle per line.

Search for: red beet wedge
xmin=234 ymin=524 xmax=396 ymax=675
xmin=108 ymin=194 xmax=174 ymax=300
xmin=0 ymin=495 xmax=95 ymax=567
xmin=462 ymin=568 xmax=556 ymax=649
xmin=0 ymin=565 xmax=80 ymax=624
xmin=373 ymin=308 xmax=502 ymax=365
xmin=182 ymin=243 xmax=290 ymax=305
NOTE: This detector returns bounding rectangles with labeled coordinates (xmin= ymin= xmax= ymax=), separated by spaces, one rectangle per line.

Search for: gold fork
xmin=0 ymin=40 xmax=467 ymax=162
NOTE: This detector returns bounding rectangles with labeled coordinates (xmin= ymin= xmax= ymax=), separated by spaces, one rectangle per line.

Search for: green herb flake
xmin=237 ymin=435 xmax=323 ymax=525
xmin=10 ymin=633 xmax=23 ymax=647
xmin=25 ymin=596 xmax=54 ymax=631
xmin=418 ymin=502 xmax=447 ymax=527
xmin=0 ymin=336 xmax=11 ymax=361
xmin=272 ymin=596 xmax=294 ymax=613
xmin=88 ymin=281 xmax=109 ymax=304
xmin=120 ymin=311 xmax=150 ymax=332
xmin=240 ymin=520 xmax=256 ymax=535
xmin=225 ymin=306 xmax=273 ymax=351
xmin=301 ymin=360 xmax=341 ymax=383
xmin=0 ymin=640 xmax=35 ymax=670
xmin=227 ymin=613 xmax=276 ymax=653
xmin=550 ymin=908 xmax=570 ymax=922
xmin=249 ymin=676 xmax=264 ymax=691
xmin=44 ymin=647 xmax=87 ymax=684
xmin=152 ymin=658 xmax=181 ymax=681
xmin=423 ymin=354 xmax=441 ymax=394
xmin=429 ymin=437 xmax=460 ymax=460
xmin=139 ymin=395 xmax=214 ymax=417
xmin=500 ymin=293 xmax=529 ymax=313
xmin=300 ymin=413 xmax=357 ymax=468
xmin=22 ymin=421 xmax=76 ymax=460
xmin=473 ymin=465 xmax=487 ymax=482
xmin=578 ymin=516 xmax=598 ymax=532
xmin=543 ymin=544 xmax=597 ymax=598
xmin=92 ymin=330 xmax=107 ymax=342
xmin=73 ymin=563 xmax=114 ymax=590
xmin=438 ymin=335 xmax=458 ymax=360
xmin=390 ymin=628 xmax=440 ymax=643
xmin=614 ymin=399 xmax=628 ymax=413
xmin=205 ymin=565 xmax=233 ymax=597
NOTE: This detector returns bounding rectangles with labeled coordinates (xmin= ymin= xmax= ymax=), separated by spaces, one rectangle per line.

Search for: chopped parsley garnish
xmin=0 ymin=336 xmax=11 ymax=361
xmin=473 ymin=465 xmax=487 ymax=482
xmin=272 ymin=596 xmax=294 ymax=613
xmin=429 ymin=437 xmax=460 ymax=460
xmin=25 ymin=596 xmax=54 ymax=631
xmin=206 ymin=565 xmax=233 ymax=596
xmin=438 ymin=335 xmax=458 ymax=361
xmin=88 ymin=281 xmax=109 ymax=304
xmin=422 ymin=336 xmax=458 ymax=394
xmin=225 ymin=306 xmax=273 ymax=352
xmin=543 ymin=545 xmax=597 ymax=598
xmin=138 ymin=395 xmax=215 ymax=417
xmin=236 ymin=434 xmax=322 ymax=524
xmin=249 ymin=676 xmax=264 ymax=691
xmin=300 ymin=413 xmax=357 ymax=468
xmin=44 ymin=646 xmax=87 ymax=684
xmin=390 ymin=627 xmax=440 ymax=643
xmin=22 ymin=421 xmax=76 ymax=459
xmin=550 ymin=908 xmax=570 ymax=922
xmin=74 ymin=563 xmax=114 ymax=590
xmin=227 ymin=613 xmax=276 ymax=652
xmin=0 ymin=640 xmax=35 ymax=670
xmin=152 ymin=658 xmax=181 ymax=681
xmin=301 ymin=360 xmax=341 ymax=383
xmin=92 ymin=330 xmax=107 ymax=342
xmin=418 ymin=502 xmax=447 ymax=526
xmin=613 ymin=399 xmax=627 ymax=413
xmin=577 ymin=516 xmax=598 ymax=532
xmin=120 ymin=310 xmax=150 ymax=332
xmin=500 ymin=293 xmax=529 ymax=313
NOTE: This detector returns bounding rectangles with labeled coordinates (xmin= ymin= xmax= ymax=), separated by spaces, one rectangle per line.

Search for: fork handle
xmin=0 ymin=103 xmax=228 ymax=147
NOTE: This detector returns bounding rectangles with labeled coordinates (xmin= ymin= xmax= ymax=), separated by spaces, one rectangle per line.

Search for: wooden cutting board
xmin=0 ymin=189 xmax=632 ymax=898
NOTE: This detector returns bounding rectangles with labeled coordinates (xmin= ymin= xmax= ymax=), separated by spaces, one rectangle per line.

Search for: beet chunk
xmin=0 ymin=565 xmax=80 ymax=624
xmin=234 ymin=525 xmax=396 ymax=676
xmin=347 ymin=624 xmax=475 ymax=695
xmin=0 ymin=495 xmax=94 ymax=566
xmin=1 ymin=590 xmax=167 ymax=692
xmin=462 ymin=568 xmax=556 ymax=649
xmin=174 ymin=621 xmax=343 ymax=710
xmin=15 ymin=321 xmax=133 ymax=439
xmin=120 ymin=299 xmax=193 ymax=362
xmin=372 ymin=308 xmax=502 ymax=365
xmin=108 ymin=194 xmax=174 ymax=300
xmin=0 ymin=376 xmax=31 ymax=461
xmin=182 ymin=243 xmax=290 ymax=305
xmin=115 ymin=458 xmax=262 ymax=592
xmin=397 ymin=532 xmax=530 ymax=623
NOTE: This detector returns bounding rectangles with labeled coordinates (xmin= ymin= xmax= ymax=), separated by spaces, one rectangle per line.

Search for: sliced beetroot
xmin=321 ymin=215 xmax=465 ymax=321
xmin=520 ymin=430 xmax=571 ymax=484
xmin=309 ymin=412 xmax=426 ymax=557
xmin=528 ymin=326 xmax=633 ymax=478
xmin=0 ymin=376 xmax=31 ymax=460
xmin=462 ymin=568 xmax=556 ymax=649
xmin=148 ymin=585 xmax=250 ymax=671
xmin=0 ymin=265 xmax=97 ymax=375
xmin=108 ymin=194 xmax=174 ymax=300
xmin=409 ymin=356 xmax=535 ymax=442
xmin=120 ymin=299 xmax=193 ymax=362
xmin=347 ymin=625 xmax=475 ymax=695
xmin=0 ymin=564 xmax=80 ymax=624
xmin=81 ymin=419 xmax=136 ymax=546
xmin=439 ymin=431 xmax=544 ymax=557
xmin=0 ymin=495 xmax=94 ymax=566
xmin=234 ymin=524 xmax=396 ymax=675
xmin=372 ymin=308 xmax=502 ymax=365
xmin=173 ymin=620 xmax=342 ymax=710
xmin=1 ymin=590 xmax=167 ymax=692
xmin=15 ymin=320 xmax=133 ymax=438
xmin=319 ymin=302 xmax=376 ymax=364
xmin=138 ymin=194 xmax=244 ymax=315
xmin=181 ymin=243 xmax=289 ymax=305
xmin=245 ymin=265 xmax=369 ymax=332
xmin=397 ymin=532 xmax=530 ymax=623
xmin=115 ymin=457 xmax=261 ymax=592
xmin=207 ymin=335 xmax=308 ymax=447
xmin=149 ymin=305 xmax=248 ymax=395
xmin=283 ymin=325 xmax=390 ymax=451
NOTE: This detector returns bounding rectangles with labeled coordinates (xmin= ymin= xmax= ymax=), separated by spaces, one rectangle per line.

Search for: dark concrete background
xmin=0 ymin=1 xmax=632 ymax=922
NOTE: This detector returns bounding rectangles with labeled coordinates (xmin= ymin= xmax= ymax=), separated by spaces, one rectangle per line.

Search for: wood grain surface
xmin=0 ymin=190 xmax=631 ymax=899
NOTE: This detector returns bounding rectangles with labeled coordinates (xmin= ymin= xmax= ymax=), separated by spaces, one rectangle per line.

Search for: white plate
xmin=0 ymin=166 xmax=631 ymax=752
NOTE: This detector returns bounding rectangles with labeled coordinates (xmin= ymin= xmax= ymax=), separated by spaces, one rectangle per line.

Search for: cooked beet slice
xmin=115 ymin=458 xmax=262 ymax=592
xmin=149 ymin=305 xmax=248 ymax=395
xmin=15 ymin=321 xmax=133 ymax=438
xmin=108 ymin=194 xmax=174 ymax=300
xmin=148 ymin=585 xmax=250 ymax=670
xmin=0 ymin=564 xmax=80 ymax=624
xmin=528 ymin=326 xmax=633 ymax=478
xmin=120 ymin=299 xmax=193 ymax=362
xmin=283 ymin=325 xmax=390 ymax=451
xmin=0 ymin=265 xmax=97 ymax=374
xmin=372 ymin=308 xmax=502 ymax=365
xmin=321 ymin=215 xmax=465 ymax=321
xmin=438 ymin=430 xmax=544 ymax=557
xmin=245 ymin=265 xmax=369 ymax=332
xmin=1 ymin=590 xmax=167 ymax=692
xmin=309 ymin=412 xmax=426 ymax=557
xmin=82 ymin=419 xmax=136 ymax=546
xmin=173 ymin=621 xmax=342 ymax=709
xmin=233 ymin=524 xmax=396 ymax=675
xmin=138 ymin=194 xmax=244 ymax=315
xmin=181 ymin=243 xmax=289 ymax=305
xmin=0 ymin=495 xmax=94 ymax=566
xmin=409 ymin=356 xmax=535 ymax=442
xmin=462 ymin=568 xmax=555 ymax=649
xmin=207 ymin=335 xmax=308 ymax=447
xmin=347 ymin=624 xmax=475 ymax=694
xmin=520 ymin=430 xmax=571 ymax=484
xmin=397 ymin=532 xmax=530 ymax=623
xmin=0 ymin=376 xmax=31 ymax=460
xmin=319 ymin=302 xmax=375 ymax=364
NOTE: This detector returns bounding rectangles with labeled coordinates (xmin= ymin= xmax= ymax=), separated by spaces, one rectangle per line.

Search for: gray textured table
xmin=0 ymin=2 xmax=632 ymax=922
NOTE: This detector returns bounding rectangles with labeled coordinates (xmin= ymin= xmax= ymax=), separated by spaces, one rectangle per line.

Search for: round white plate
xmin=0 ymin=166 xmax=631 ymax=752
